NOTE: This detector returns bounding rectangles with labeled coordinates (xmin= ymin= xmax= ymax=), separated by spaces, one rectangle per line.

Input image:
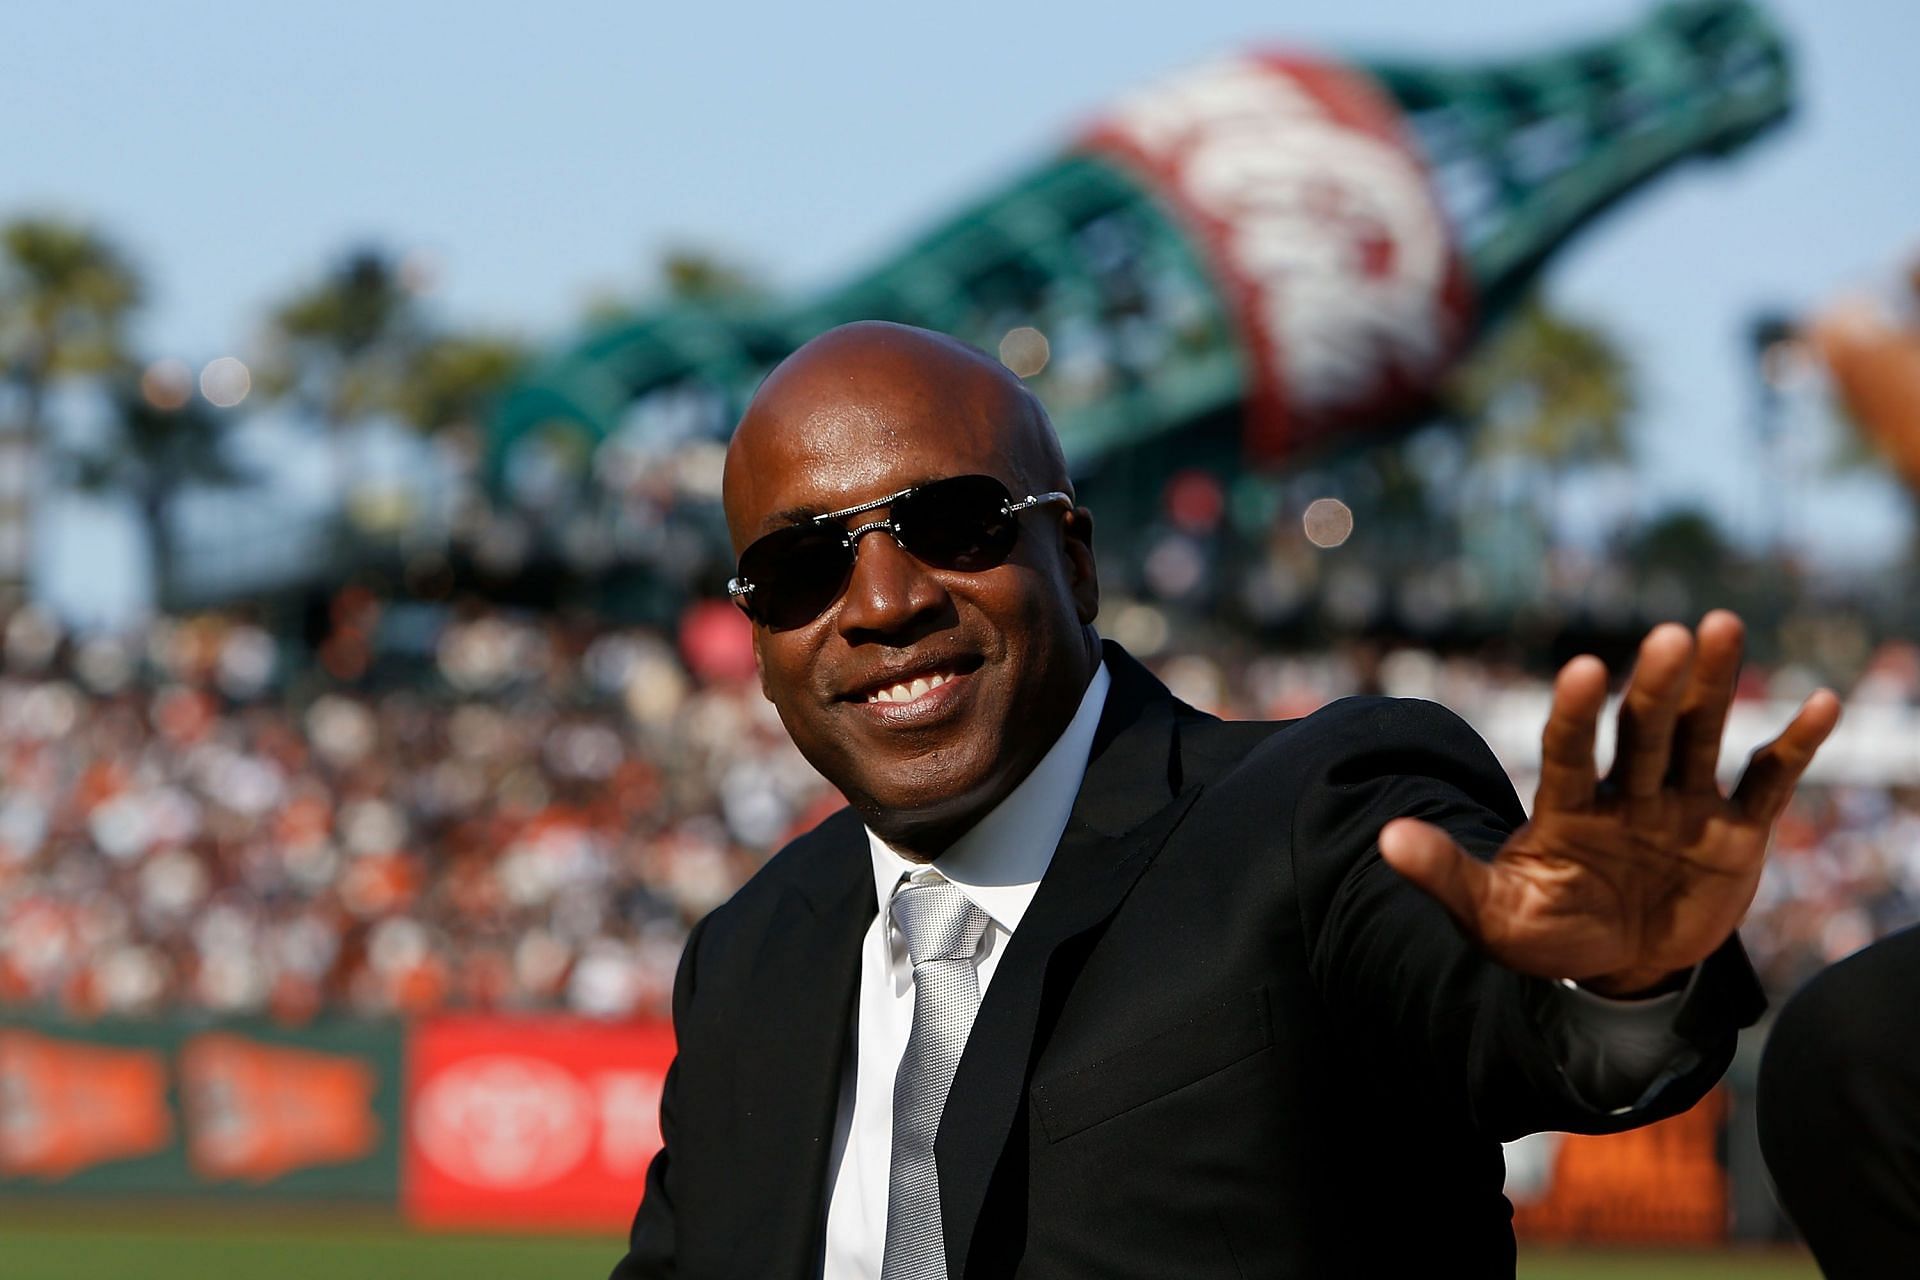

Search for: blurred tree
xmin=658 ymin=246 xmax=765 ymax=305
xmin=0 ymin=217 xmax=142 ymax=412
xmin=1440 ymin=294 xmax=1635 ymax=605
xmin=395 ymin=333 xmax=527 ymax=436
xmin=574 ymin=246 xmax=767 ymax=323
xmin=258 ymin=249 xmax=420 ymax=466
xmin=392 ymin=332 xmax=528 ymax=525
xmin=61 ymin=376 xmax=250 ymax=610
xmin=1627 ymin=507 xmax=1734 ymax=582
xmin=0 ymin=217 xmax=142 ymax=597
xmin=259 ymin=249 xmax=526 ymax=551
xmin=1444 ymin=294 xmax=1634 ymax=472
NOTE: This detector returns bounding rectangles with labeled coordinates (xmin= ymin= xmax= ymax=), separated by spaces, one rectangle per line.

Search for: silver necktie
xmin=882 ymin=874 xmax=990 ymax=1280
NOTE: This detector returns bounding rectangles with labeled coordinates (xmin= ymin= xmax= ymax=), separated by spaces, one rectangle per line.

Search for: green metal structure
xmin=490 ymin=0 xmax=1790 ymax=507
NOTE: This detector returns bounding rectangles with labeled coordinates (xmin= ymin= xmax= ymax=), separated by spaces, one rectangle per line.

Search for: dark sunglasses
xmin=727 ymin=474 xmax=1073 ymax=630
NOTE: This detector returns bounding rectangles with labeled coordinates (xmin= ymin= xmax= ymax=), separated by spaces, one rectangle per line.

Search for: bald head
xmin=716 ymin=321 xmax=1101 ymax=857
xmin=723 ymin=322 xmax=1070 ymax=549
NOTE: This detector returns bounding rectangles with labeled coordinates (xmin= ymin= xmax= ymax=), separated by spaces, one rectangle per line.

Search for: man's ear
xmin=1063 ymin=506 xmax=1099 ymax=625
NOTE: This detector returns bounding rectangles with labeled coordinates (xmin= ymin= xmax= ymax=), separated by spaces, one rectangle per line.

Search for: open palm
xmin=1380 ymin=611 xmax=1840 ymax=997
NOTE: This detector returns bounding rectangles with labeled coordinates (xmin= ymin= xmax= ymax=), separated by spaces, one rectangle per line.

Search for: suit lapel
xmin=731 ymin=809 xmax=874 ymax=1280
xmin=936 ymin=645 xmax=1206 ymax=1278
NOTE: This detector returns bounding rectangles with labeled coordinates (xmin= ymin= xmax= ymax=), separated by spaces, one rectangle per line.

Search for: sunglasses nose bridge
xmin=842 ymin=515 xmax=917 ymax=580
xmin=836 ymin=511 xmax=945 ymax=632
xmin=843 ymin=516 xmax=899 ymax=548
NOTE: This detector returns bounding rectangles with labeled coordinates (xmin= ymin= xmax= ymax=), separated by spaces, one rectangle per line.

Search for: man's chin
xmin=850 ymin=768 xmax=1008 ymax=857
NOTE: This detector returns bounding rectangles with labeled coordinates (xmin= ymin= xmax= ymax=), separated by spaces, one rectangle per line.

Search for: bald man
xmin=612 ymin=323 xmax=1836 ymax=1279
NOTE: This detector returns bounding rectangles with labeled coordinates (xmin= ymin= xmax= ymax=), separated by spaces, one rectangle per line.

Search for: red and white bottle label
xmin=1083 ymin=54 xmax=1473 ymax=460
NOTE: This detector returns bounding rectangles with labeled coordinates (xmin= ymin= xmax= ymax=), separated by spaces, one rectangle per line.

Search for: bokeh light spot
xmin=141 ymin=359 xmax=194 ymax=411
xmin=200 ymin=356 xmax=252 ymax=408
xmin=998 ymin=327 xmax=1050 ymax=378
xmin=1303 ymin=497 xmax=1354 ymax=548
xmin=400 ymin=248 xmax=442 ymax=295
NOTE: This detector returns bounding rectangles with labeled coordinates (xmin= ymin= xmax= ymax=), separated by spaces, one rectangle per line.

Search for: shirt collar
xmin=866 ymin=659 xmax=1112 ymax=933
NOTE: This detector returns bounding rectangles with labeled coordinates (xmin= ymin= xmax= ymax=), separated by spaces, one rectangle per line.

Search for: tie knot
xmin=890 ymin=875 xmax=989 ymax=967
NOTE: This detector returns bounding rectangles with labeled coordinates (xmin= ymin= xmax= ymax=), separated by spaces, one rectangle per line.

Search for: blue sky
xmin=6 ymin=0 xmax=1917 ymax=624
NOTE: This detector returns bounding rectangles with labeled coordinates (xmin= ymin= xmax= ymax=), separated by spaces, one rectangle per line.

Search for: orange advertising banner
xmin=179 ymin=1032 xmax=382 ymax=1182
xmin=0 ymin=1015 xmax=402 ymax=1197
xmin=1506 ymin=1088 xmax=1728 ymax=1244
xmin=0 ymin=1029 xmax=172 ymax=1179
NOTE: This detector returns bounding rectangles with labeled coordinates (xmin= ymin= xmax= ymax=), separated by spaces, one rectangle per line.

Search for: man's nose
xmin=836 ymin=525 xmax=949 ymax=638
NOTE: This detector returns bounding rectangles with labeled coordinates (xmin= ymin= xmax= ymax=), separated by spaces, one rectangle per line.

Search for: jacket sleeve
xmin=1287 ymin=696 xmax=1764 ymax=1141
xmin=609 ymin=911 xmax=711 ymax=1280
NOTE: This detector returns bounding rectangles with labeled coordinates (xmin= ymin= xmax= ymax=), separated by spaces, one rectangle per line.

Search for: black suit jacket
xmin=1758 ymin=922 xmax=1920 ymax=1279
xmin=614 ymin=642 xmax=1764 ymax=1278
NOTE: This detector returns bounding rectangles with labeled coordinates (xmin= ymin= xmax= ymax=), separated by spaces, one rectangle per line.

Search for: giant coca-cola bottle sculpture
xmin=492 ymin=0 xmax=1789 ymax=512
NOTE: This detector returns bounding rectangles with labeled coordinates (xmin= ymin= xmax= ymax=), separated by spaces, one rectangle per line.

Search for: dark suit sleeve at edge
xmin=610 ymin=910 xmax=711 ymax=1280
xmin=1289 ymin=697 xmax=1763 ymax=1142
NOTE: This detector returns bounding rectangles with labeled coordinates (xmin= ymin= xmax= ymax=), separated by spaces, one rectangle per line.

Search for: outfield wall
xmin=1 ymin=1011 xmax=1755 ymax=1242
xmin=0 ymin=1013 xmax=674 ymax=1229
xmin=0 ymin=1014 xmax=403 ymax=1200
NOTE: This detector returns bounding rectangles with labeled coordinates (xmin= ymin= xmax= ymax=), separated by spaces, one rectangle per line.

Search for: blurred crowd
xmin=0 ymin=600 xmax=826 ymax=1022
xmin=1 ymin=600 xmax=1915 ymax=1022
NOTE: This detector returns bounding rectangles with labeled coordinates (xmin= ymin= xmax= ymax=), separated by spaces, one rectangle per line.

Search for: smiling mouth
xmin=866 ymin=671 xmax=957 ymax=704
xmin=845 ymin=654 xmax=984 ymax=709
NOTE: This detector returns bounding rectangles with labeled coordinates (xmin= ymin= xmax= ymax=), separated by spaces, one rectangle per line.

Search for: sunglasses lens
xmin=738 ymin=525 xmax=852 ymax=630
xmin=733 ymin=476 xmax=1036 ymax=629
xmin=895 ymin=475 xmax=1019 ymax=571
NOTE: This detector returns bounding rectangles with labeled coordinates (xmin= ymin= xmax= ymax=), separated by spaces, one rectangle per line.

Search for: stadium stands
xmin=3 ymin=597 xmax=1913 ymax=1023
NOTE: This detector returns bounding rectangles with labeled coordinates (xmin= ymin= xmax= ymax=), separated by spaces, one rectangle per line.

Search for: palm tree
xmin=0 ymin=217 xmax=142 ymax=598
xmin=261 ymin=249 xmax=528 ymax=503
xmin=61 ymin=376 xmax=249 ymax=611
xmin=394 ymin=333 xmax=527 ymax=437
xmin=1441 ymin=294 xmax=1636 ymax=604
xmin=658 ymin=247 xmax=765 ymax=305
xmin=258 ymin=248 xmax=422 ymax=514
xmin=391 ymin=332 xmax=527 ymax=541
xmin=1445 ymin=294 xmax=1634 ymax=472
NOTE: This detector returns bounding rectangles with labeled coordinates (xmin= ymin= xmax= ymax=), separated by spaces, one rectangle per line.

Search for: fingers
xmin=1535 ymin=656 xmax=1606 ymax=813
xmin=1379 ymin=818 xmax=1492 ymax=936
xmin=1669 ymin=609 xmax=1745 ymax=794
xmin=1607 ymin=623 xmax=1695 ymax=802
xmin=1732 ymin=688 xmax=1842 ymax=825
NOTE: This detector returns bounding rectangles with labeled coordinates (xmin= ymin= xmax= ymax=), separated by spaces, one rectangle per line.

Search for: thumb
xmin=1378 ymin=817 xmax=1490 ymax=935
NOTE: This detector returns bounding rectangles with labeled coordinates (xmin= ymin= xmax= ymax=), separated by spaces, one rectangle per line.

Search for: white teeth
xmin=866 ymin=672 xmax=953 ymax=704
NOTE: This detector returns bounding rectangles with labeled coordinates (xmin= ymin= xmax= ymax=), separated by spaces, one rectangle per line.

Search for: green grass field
xmin=1 ymin=1223 xmax=616 ymax=1280
xmin=0 ymin=1217 xmax=1822 ymax=1280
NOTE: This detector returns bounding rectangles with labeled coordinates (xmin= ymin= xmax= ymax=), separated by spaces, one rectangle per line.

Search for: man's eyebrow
xmin=753 ymin=474 xmax=958 ymax=535
xmin=761 ymin=505 xmax=825 ymax=531
xmin=756 ymin=484 xmax=915 ymax=532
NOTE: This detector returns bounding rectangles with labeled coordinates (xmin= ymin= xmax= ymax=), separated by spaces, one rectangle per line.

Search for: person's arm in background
xmin=1759 ymin=923 xmax=1920 ymax=1280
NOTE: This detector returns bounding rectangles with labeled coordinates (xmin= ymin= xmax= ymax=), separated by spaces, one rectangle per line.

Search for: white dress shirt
xmin=821 ymin=662 xmax=1112 ymax=1280
xmin=818 ymin=660 xmax=1695 ymax=1278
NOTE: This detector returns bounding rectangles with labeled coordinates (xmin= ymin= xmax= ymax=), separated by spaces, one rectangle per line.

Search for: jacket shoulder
xmin=1184 ymin=694 xmax=1499 ymax=780
xmin=694 ymin=803 xmax=866 ymax=934
xmin=1289 ymin=693 xmax=1488 ymax=744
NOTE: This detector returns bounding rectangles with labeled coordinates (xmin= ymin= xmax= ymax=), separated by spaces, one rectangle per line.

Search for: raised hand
xmin=1378 ymin=610 xmax=1841 ymax=997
